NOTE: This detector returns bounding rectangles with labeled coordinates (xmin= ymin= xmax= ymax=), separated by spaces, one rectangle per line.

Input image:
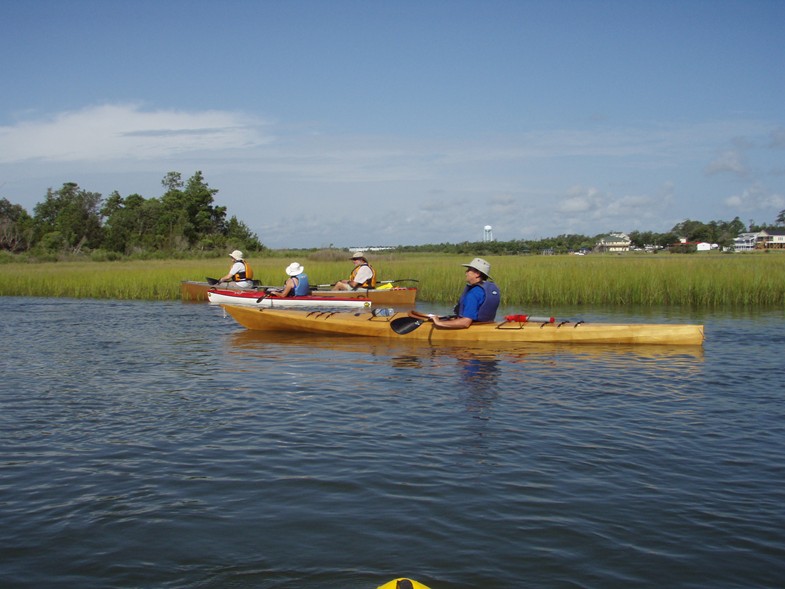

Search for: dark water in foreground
xmin=1 ymin=297 xmax=784 ymax=589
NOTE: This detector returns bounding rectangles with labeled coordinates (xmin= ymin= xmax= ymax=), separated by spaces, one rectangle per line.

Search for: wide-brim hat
xmin=461 ymin=257 xmax=492 ymax=279
xmin=350 ymin=251 xmax=366 ymax=260
xmin=229 ymin=249 xmax=244 ymax=260
xmin=285 ymin=262 xmax=304 ymax=276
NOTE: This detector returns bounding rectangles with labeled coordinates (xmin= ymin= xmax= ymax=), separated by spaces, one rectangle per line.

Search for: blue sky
xmin=1 ymin=0 xmax=783 ymax=248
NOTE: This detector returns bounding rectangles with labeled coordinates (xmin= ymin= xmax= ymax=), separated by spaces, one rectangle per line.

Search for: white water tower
xmin=483 ymin=225 xmax=494 ymax=242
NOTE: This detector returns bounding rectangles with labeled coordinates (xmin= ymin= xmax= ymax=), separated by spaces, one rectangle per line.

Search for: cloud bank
xmin=1 ymin=103 xmax=783 ymax=247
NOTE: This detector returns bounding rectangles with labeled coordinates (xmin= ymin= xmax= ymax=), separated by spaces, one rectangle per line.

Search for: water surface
xmin=1 ymin=298 xmax=783 ymax=588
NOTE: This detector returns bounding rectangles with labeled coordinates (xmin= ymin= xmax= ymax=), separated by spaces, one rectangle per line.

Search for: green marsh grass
xmin=1 ymin=252 xmax=784 ymax=308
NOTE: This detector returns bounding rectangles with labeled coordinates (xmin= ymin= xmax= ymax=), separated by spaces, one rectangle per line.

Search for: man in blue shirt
xmin=429 ymin=257 xmax=501 ymax=329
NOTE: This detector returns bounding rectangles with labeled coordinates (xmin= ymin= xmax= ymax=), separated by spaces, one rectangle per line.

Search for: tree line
xmin=397 ymin=214 xmax=784 ymax=256
xmin=2 ymin=170 xmax=784 ymax=258
xmin=0 ymin=171 xmax=263 ymax=259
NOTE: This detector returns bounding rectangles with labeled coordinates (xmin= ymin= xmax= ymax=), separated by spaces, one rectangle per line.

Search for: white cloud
xmin=0 ymin=103 xmax=272 ymax=163
xmin=724 ymin=183 xmax=785 ymax=211
xmin=558 ymin=186 xmax=601 ymax=214
xmin=2 ymin=103 xmax=782 ymax=247
xmin=705 ymin=149 xmax=748 ymax=177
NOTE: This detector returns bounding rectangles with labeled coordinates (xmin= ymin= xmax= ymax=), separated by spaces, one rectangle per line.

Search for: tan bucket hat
xmin=461 ymin=257 xmax=492 ymax=279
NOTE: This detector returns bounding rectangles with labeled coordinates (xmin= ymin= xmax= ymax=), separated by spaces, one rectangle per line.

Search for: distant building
xmin=761 ymin=228 xmax=785 ymax=249
xmin=732 ymin=232 xmax=764 ymax=252
xmin=347 ymin=246 xmax=396 ymax=252
xmin=594 ymin=232 xmax=631 ymax=253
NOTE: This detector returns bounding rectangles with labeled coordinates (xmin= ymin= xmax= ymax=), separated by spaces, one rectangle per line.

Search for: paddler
xmin=428 ymin=257 xmax=500 ymax=329
xmin=267 ymin=262 xmax=310 ymax=297
xmin=216 ymin=250 xmax=254 ymax=289
xmin=332 ymin=251 xmax=377 ymax=290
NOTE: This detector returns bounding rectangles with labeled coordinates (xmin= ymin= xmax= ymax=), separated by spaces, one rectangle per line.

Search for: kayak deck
xmin=220 ymin=306 xmax=705 ymax=346
xmin=207 ymin=289 xmax=371 ymax=308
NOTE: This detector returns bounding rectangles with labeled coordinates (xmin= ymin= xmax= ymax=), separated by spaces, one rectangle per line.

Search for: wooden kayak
xmin=207 ymin=288 xmax=371 ymax=309
xmin=220 ymin=306 xmax=705 ymax=346
xmin=181 ymin=280 xmax=417 ymax=305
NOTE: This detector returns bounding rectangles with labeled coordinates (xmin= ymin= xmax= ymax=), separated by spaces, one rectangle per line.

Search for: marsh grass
xmin=1 ymin=252 xmax=783 ymax=308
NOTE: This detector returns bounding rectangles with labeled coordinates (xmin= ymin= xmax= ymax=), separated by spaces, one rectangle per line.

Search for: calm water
xmin=1 ymin=297 xmax=784 ymax=589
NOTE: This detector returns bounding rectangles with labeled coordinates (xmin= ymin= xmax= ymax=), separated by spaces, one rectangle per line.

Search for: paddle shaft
xmin=314 ymin=279 xmax=418 ymax=289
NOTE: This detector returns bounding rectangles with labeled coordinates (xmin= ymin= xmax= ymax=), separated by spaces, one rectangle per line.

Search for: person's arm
xmin=272 ymin=277 xmax=295 ymax=297
xmin=218 ymin=262 xmax=242 ymax=283
xmin=430 ymin=315 xmax=473 ymax=329
xmin=430 ymin=286 xmax=482 ymax=329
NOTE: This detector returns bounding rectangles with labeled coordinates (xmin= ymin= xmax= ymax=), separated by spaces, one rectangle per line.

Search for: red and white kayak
xmin=207 ymin=288 xmax=372 ymax=309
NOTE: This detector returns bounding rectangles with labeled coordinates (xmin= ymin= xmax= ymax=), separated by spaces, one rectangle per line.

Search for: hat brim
xmin=461 ymin=264 xmax=491 ymax=279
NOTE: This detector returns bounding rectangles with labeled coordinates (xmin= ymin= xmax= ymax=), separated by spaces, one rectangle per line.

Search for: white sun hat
xmin=461 ymin=257 xmax=492 ymax=279
xmin=285 ymin=262 xmax=304 ymax=276
xmin=229 ymin=250 xmax=244 ymax=260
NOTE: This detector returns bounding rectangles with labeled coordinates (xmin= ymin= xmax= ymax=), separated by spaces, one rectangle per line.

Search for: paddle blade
xmin=390 ymin=316 xmax=424 ymax=335
xmin=206 ymin=277 xmax=219 ymax=285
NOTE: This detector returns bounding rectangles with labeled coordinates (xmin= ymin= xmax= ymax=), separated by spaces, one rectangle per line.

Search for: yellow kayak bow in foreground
xmin=377 ymin=578 xmax=431 ymax=589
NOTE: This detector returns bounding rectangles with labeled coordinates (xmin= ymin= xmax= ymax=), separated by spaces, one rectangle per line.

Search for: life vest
xmin=232 ymin=260 xmax=253 ymax=282
xmin=292 ymin=273 xmax=310 ymax=296
xmin=457 ymin=281 xmax=501 ymax=322
xmin=349 ymin=263 xmax=377 ymax=288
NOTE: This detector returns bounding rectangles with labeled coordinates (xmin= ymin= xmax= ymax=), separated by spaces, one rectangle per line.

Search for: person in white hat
xmin=268 ymin=262 xmax=310 ymax=298
xmin=333 ymin=251 xmax=377 ymax=291
xmin=216 ymin=250 xmax=254 ymax=289
xmin=428 ymin=257 xmax=501 ymax=329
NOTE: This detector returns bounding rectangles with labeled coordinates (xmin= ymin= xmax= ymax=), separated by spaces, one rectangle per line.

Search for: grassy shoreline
xmin=1 ymin=252 xmax=784 ymax=308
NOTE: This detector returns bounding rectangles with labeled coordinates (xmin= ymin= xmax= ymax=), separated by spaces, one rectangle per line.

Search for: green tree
xmin=224 ymin=215 xmax=263 ymax=251
xmin=33 ymin=182 xmax=103 ymax=252
xmin=0 ymin=198 xmax=34 ymax=252
xmin=101 ymin=191 xmax=164 ymax=253
xmin=157 ymin=171 xmax=226 ymax=249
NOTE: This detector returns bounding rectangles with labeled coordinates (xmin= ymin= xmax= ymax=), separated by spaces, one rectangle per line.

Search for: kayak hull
xmin=220 ymin=306 xmax=705 ymax=346
xmin=207 ymin=289 xmax=371 ymax=308
xmin=181 ymin=280 xmax=416 ymax=304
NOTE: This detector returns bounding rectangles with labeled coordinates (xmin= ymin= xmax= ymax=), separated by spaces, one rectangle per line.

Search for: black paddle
xmin=390 ymin=315 xmax=428 ymax=334
xmin=390 ymin=311 xmax=444 ymax=335
xmin=206 ymin=277 xmax=220 ymax=285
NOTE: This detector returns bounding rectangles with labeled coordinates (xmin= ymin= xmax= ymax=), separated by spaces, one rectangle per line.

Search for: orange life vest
xmin=348 ymin=263 xmax=376 ymax=288
xmin=232 ymin=260 xmax=253 ymax=281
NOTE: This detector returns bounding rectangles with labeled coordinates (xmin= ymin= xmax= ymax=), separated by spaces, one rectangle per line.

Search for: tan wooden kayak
xmin=181 ymin=280 xmax=417 ymax=305
xmin=220 ymin=306 xmax=705 ymax=346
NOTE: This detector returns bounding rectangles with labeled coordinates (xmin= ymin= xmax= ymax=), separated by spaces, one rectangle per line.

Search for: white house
xmin=732 ymin=232 xmax=764 ymax=252
xmin=595 ymin=232 xmax=631 ymax=253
